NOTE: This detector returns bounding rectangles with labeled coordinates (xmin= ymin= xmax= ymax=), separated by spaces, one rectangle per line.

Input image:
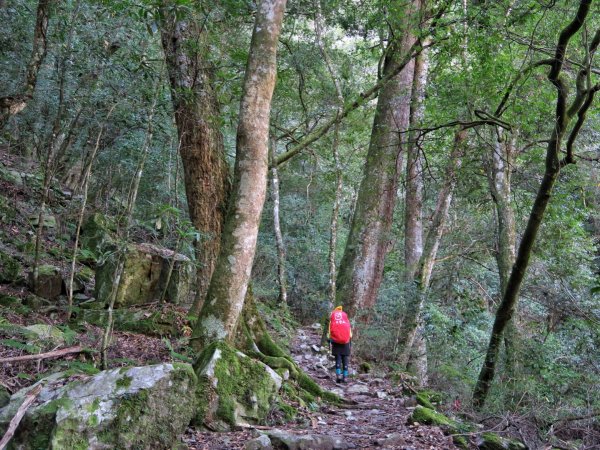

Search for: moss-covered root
xmin=239 ymin=286 xmax=347 ymax=406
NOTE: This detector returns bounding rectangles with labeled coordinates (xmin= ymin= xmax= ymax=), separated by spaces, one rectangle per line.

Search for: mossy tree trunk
xmin=191 ymin=0 xmax=287 ymax=351
xmin=473 ymin=0 xmax=598 ymax=408
xmin=336 ymin=0 xmax=423 ymax=317
xmin=159 ymin=3 xmax=231 ymax=317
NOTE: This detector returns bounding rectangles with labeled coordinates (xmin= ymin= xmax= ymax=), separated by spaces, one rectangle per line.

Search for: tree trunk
xmin=159 ymin=4 xmax=230 ymax=317
xmin=0 ymin=0 xmax=52 ymax=128
xmin=191 ymin=0 xmax=287 ymax=351
xmin=336 ymin=0 xmax=422 ymax=317
xmin=485 ymin=127 xmax=519 ymax=379
xmin=269 ymin=138 xmax=287 ymax=305
xmin=396 ymin=128 xmax=467 ymax=372
xmin=473 ymin=0 xmax=595 ymax=407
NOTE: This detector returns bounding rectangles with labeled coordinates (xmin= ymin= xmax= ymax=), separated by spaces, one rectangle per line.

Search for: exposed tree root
xmin=238 ymin=288 xmax=350 ymax=406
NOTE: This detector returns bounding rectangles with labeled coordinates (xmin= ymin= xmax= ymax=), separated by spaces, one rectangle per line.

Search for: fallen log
xmin=0 ymin=383 xmax=43 ymax=450
xmin=0 ymin=346 xmax=84 ymax=364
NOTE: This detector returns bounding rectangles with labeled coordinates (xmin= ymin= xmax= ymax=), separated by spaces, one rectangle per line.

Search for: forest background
xmin=0 ymin=0 xmax=599 ymax=448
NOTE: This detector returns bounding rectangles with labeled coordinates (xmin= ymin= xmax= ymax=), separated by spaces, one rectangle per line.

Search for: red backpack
xmin=329 ymin=309 xmax=351 ymax=344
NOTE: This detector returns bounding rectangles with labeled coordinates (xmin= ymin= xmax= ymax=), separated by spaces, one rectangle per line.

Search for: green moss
xmin=416 ymin=392 xmax=435 ymax=409
xmin=116 ymin=375 xmax=133 ymax=390
xmin=277 ymin=401 xmax=297 ymax=422
xmin=409 ymin=406 xmax=453 ymax=427
xmin=452 ymin=434 xmax=469 ymax=449
xmin=194 ymin=342 xmax=281 ymax=429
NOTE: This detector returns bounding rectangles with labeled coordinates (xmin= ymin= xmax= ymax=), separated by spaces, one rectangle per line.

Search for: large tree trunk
xmin=336 ymin=0 xmax=422 ymax=317
xmin=191 ymin=0 xmax=287 ymax=351
xmin=159 ymin=4 xmax=230 ymax=316
xmin=473 ymin=0 xmax=596 ymax=408
xmin=0 ymin=0 xmax=52 ymax=128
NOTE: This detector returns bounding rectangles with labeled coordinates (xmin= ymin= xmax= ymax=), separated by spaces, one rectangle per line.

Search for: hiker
xmin=328 ymin=305 xmax=352 ymax=383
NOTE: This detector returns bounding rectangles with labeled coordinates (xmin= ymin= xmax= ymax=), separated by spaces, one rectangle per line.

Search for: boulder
xmin=80 ymin=212 xmax=117 ymax=256
xmin=30 ymin=264 xmax=64 ymax=299
xmin=245 ymin=434 xmax=273 ymax=450
xmin=95 ymin=243 xmax=193 ymax=307
xmin=193 ymin=342 xmax=282 ymax=431
xmin=0 ymin=249 xmax=22 ymax=283
xmin=25 ymin=324 xmax=65 ymax=347
xmin=266 ymin=429 xmax=349 ymax=450
xmin=28 ymin=212 xmax=57 ymax=229
xmin=0 ymin=363 xmax=197 ymax=449
xmin=79 ymin=304 xmax=181 ymax=337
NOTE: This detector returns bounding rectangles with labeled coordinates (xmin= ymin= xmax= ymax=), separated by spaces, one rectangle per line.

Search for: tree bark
xmin=191 ymin=0 xmax=287 ymax=351
xmin=336 ymin=0 xmax=423 ymax=317
xmin=159 ymin=4 xmax=230 ymax=316
xmin=269 ymin=138 xmax=287 ymax=305
xmin=485 ymin=128 xmax=519 ymax=378
xmin=0 ymin=0 xmax=52 ymax=128
xmin=473 ymin=0 xmax=595 ymax=408
xmin=396 ymin=128 xmax=467 ymax=373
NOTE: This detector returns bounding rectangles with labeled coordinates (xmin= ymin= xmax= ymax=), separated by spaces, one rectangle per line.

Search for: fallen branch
xmin=0 ymin=346 xmax=84 ymax=364
xmin=0 ymin=383 xmax=43 ymax=450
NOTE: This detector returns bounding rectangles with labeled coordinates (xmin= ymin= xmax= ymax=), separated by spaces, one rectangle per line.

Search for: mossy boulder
xmin=28 ymin=212 xmax=57 ymax=229
xmin=30 ymin=264 xmax=64 ymax=299
xmin=193 ymin=342 xmax=283 ymax=431
xmin=477 ymin=432 xmax=528 ymax=450
xmin=409 ymin=406 xmax=454 ymax=427
xmin=78 ymin=304 xmax=181 ymax=337
xmin=0 ymin=363 xmax=197 ymax=449
xmin=0 ymin=250 xmax=22 ymax=283
xmin=80 ymin=212 xmax=117 ymax=257
xmin=25 ymin=324 xmax=65 ymax=347
xmin=95 ymin=243 xmax=193 ymax=307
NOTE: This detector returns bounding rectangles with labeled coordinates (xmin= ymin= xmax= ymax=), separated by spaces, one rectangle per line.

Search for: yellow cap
xmin=334 ymin=306 xmax=343 ymax=311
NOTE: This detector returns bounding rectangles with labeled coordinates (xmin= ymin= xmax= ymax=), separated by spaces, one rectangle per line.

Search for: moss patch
xmin=409 ymin=406 xmax=453 ymax=427
xmin=194 ymin=342 xmax=282 ymax=430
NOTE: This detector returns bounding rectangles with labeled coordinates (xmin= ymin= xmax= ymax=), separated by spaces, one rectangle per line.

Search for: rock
xmin=376 ymin=391 xmax=387 ymax=399
xmin=23 ymin=293 xmax=51 ymax=309
xmin=80 ymin=212 xmax=117 ymax=256
xmin=477 ymin=432 xmax=528 ymax=450
xmin=28 ymin=212 xmax=57 ymax=229
xmin=245 ymin=434 xmax=273 ymax=450
xmin=0 ymin=249 xmax=22 ymax=283
xmin=95 ymin=243 xmax=193 ymax=307
xmin=310 ymin=323 xmax=321 ymax=330
xmin=0 ymin=166 xmax=24 ymax=186
xmin=30 ymin=264 xmax=64 ymax=299
xmin=267 ymin=429 xmax=349 ymax=450
xmin=311 ymin=345 xmax=322 ymax=353
xmin=25 ymin=324 xmax=65 ymax=347
xmin=194 ymin=342 xmax=282 ymax=431
xmin=78 ymin=305 xmax=181 ymax=337
xmin=0 ymin=363 xmax=197 ymax=449
xmin=346 ymin=383 xmax=370 ymax=395
xmin=408 ymin=406 xmax=453 ymax=427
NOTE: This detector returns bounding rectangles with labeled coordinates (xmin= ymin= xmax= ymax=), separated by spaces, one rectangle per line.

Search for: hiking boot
xmin=336 ymin=375 xmax=342 ymax=383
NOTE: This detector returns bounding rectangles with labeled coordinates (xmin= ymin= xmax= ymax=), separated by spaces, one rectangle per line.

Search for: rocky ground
xmin=184 ymin=324 xmax=460 ymax=449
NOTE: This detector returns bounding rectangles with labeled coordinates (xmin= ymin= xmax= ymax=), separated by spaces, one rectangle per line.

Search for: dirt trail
xmin=185 ymin=325 xmax=459 ymax=449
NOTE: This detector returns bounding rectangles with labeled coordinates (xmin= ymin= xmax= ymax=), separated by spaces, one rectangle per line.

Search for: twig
xmin=0 ymin=383 xmax=43 ymax=450
xmin=0 ymin=345 xmax=83 ymax=364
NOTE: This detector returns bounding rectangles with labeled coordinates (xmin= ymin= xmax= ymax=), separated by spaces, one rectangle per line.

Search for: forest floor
xmin=184 ymin=324 xmax=460 ymax=449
